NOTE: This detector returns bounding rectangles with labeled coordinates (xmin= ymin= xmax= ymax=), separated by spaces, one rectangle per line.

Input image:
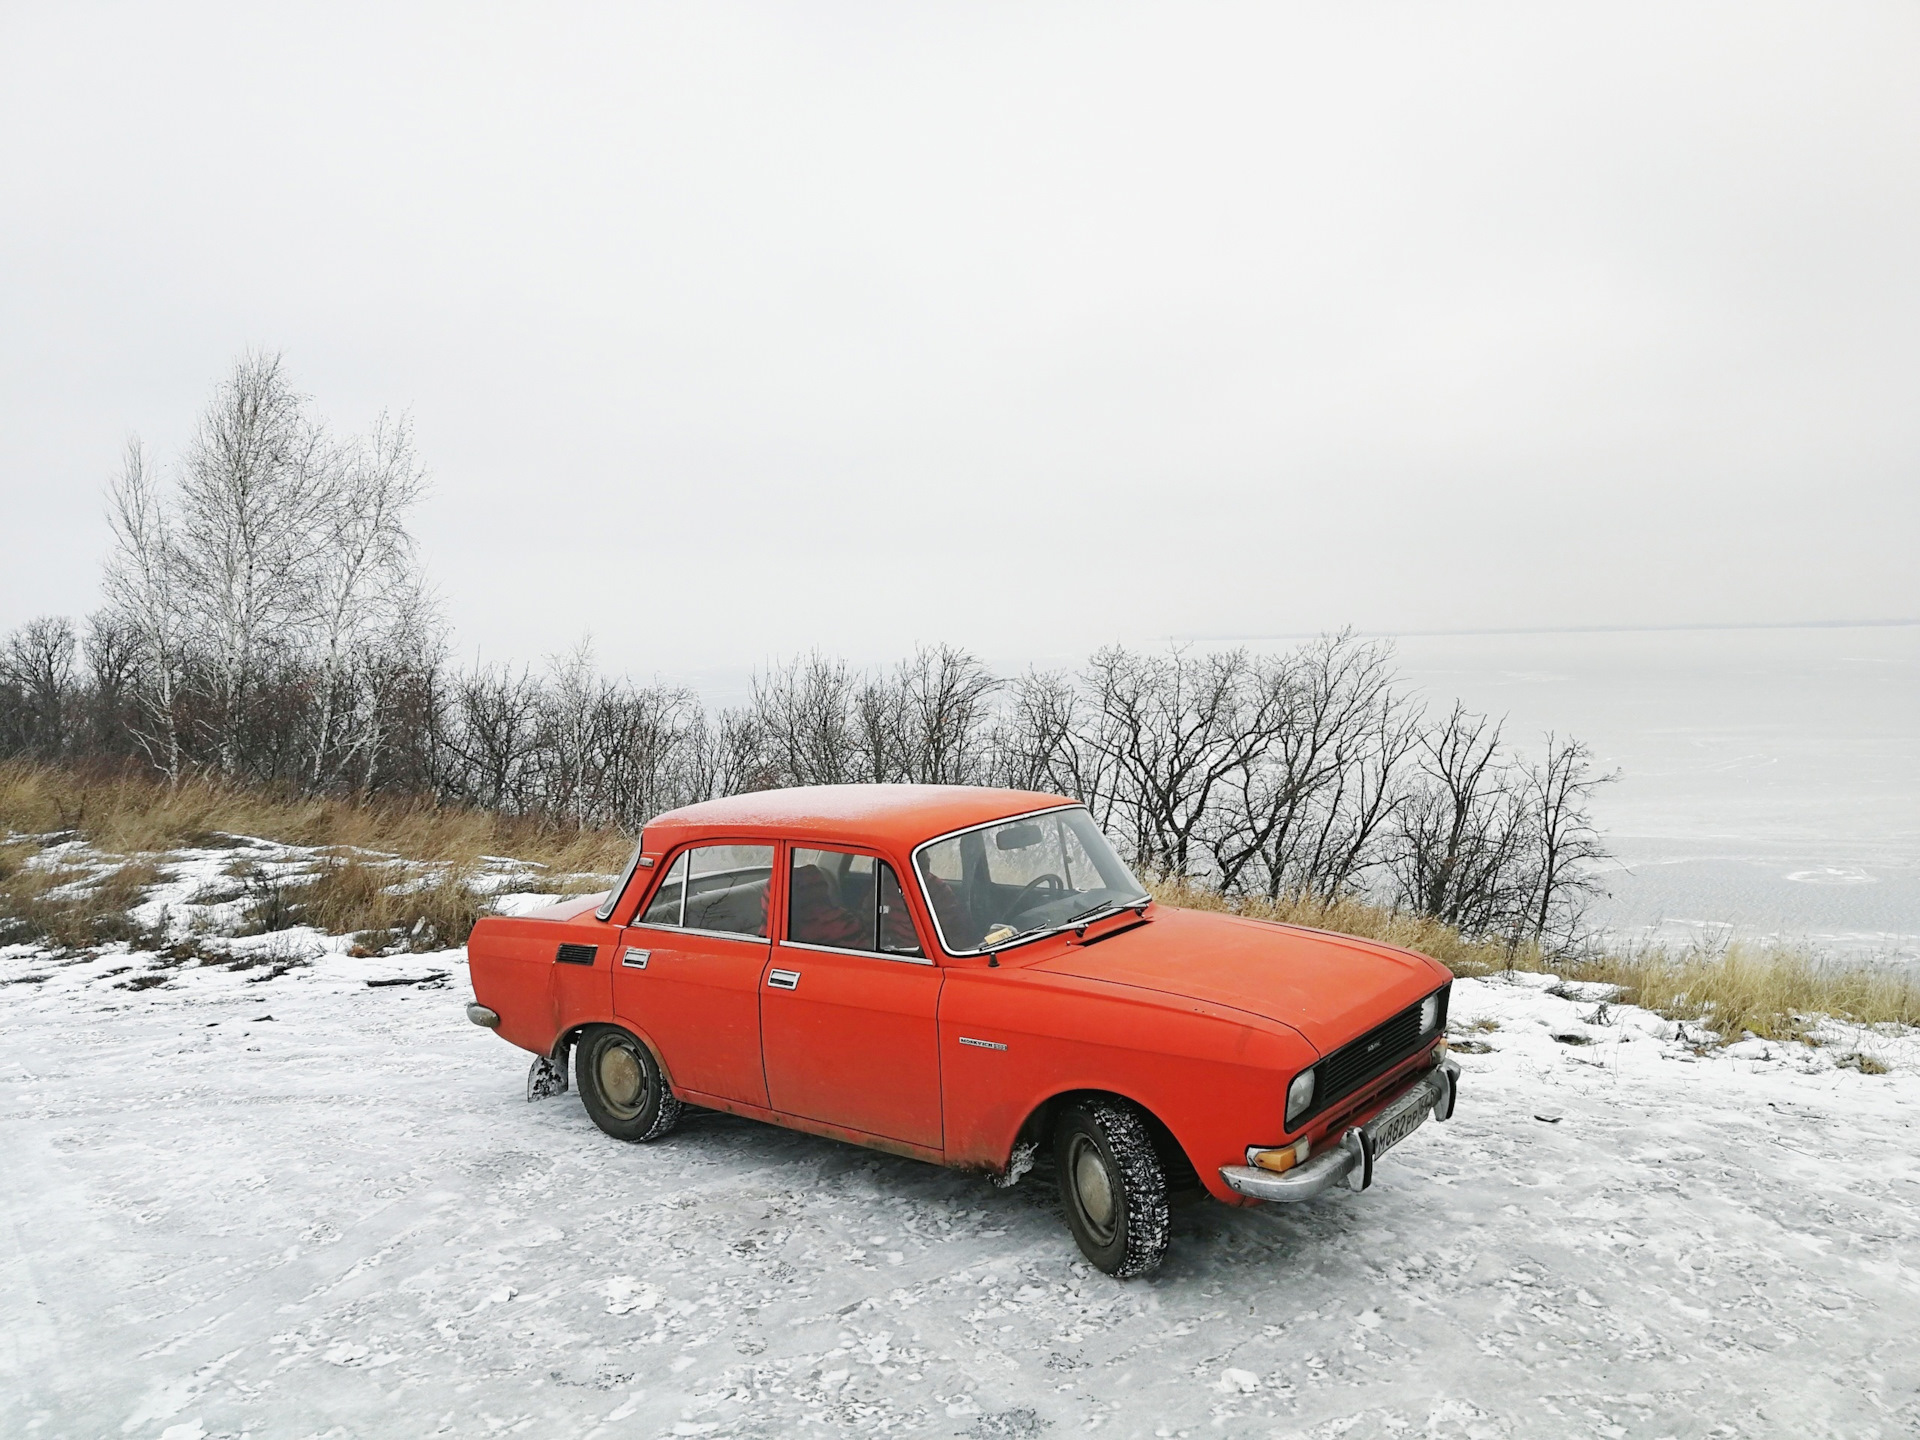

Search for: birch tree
xmin=172 ymin=352 xmax=333 ymax=776
xmin=103 ymin=440 xmax=190 ymax=781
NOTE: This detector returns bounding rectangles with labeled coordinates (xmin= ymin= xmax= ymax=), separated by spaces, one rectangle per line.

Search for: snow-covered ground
xmin=4 ymin=851 xmax=1920 ymax=1438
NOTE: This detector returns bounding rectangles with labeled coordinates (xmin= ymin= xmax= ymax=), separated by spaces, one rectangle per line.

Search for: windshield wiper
xmin=977 ymin=920 xmax=1053 ymax=954
xmin=976 ymin=895 xmax=1154 ymax=958
xmin=1064 ymin=895 xmax=1151 ymax=930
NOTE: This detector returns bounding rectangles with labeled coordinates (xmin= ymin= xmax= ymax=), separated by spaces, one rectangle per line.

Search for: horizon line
xmin=1169 ymin=617 xmax=1920 ymax=643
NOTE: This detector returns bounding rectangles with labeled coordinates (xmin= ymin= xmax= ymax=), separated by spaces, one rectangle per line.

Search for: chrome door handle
xmin=767 ymin=969 xmax=800 ymax=990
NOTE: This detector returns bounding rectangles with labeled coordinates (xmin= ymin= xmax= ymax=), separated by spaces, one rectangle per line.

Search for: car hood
xmin=1031 ymin=905 xmax=1445 ymax=1056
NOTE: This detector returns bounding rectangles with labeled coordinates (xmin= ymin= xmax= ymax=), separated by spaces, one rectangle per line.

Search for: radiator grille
xmin=555 ymin=943 xmax=599 ymax=966
xmin=1304 ymin=984 xmax=1447 ymax=1123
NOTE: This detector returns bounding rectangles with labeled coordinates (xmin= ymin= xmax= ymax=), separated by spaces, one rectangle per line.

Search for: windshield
xmin=913 ymin=806 xmax=1149 ymax=954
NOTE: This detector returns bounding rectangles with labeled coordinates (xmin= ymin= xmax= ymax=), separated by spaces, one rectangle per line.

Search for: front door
xmin=614 ymin=841 xmax=774 ymax=1108
xmin=760 ymin=845 xmax=944 ymax=1149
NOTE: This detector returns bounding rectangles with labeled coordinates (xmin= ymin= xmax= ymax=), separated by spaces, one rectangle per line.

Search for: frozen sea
xmin=1384 ymin=624 xmax=1920 ymax=963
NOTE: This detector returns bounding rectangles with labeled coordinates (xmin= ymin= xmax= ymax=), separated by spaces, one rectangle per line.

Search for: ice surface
xmin=1386 ymin=624 xmax=1920 ymax=962
xmin=4 ymin=921 xmax=1919 ymax=1436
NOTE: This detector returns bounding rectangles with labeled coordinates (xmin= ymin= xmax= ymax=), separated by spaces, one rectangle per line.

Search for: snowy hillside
xmin=3 ymin=842 xmax=1919 ymax=1438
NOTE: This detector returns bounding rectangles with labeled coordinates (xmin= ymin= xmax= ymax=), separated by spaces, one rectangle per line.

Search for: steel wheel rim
xmin=1069 ymin=1135 xmax=1117 ymax=1244
xmin=598 ymin=1041 xmax=646 ymax=1118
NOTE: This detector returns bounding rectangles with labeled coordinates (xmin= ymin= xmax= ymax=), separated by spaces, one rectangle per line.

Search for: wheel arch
xmin=552 ymin=1017 xmax=678 ymax=1093
xmin=1009 ymin=1087 xmax=1203 ymax=1195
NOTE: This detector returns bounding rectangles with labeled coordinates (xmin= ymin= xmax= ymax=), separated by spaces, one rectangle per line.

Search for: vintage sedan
xmin=465 ymin=785 xmax=1460 ymax=1276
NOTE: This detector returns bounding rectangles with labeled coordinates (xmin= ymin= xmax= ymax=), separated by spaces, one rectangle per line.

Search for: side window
xmin=789 ymin=848 xmax=924 ymax=958
xmin=638 ymin=844 xmax=772 ymax=938
xmin=878 ymin=862 xmax=923 ymax=958
xmin=639 ymin=851 xmax=688 ymax=926
xmin=684 ymin=844 xmax=774 ymax=937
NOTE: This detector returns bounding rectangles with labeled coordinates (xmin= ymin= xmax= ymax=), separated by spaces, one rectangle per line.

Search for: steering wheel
xmin=1005 ymin=873 xmax=1065 ymax=917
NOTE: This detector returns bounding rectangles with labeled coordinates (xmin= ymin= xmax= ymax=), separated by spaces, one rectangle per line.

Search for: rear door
xmin=760 ymin=845 xmax=944 ymax=1149
xmin=614 ymin=841 xmax=774 ymax=1108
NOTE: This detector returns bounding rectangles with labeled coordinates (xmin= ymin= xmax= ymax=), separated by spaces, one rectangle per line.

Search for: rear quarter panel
xmin=468 ymin=914 xmax=614 ymax=1057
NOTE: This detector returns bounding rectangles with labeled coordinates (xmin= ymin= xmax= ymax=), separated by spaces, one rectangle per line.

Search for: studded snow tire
xmin=1053 ymin=1098 xmax=1170 ymax=1278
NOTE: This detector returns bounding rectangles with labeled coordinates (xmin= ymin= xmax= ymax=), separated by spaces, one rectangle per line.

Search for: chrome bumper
xmin=1221 ymin=1055 xmax=1460 ymax=1203
xmin=466 ymin=1003 xmax=500 ymax=1028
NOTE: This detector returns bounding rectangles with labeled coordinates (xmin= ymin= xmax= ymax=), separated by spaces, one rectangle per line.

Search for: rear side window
xmin=789 ymin=847 xmax=923 ymax=958
xmin=638 ymin=844 xmax=773 ymax=938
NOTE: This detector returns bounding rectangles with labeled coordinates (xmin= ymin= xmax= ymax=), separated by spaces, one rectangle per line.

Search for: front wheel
xmin=1054 ymin=1099 xmax=1170 ymax=1277
xmin=575 ymin=1026 xmax=682 ymax=1143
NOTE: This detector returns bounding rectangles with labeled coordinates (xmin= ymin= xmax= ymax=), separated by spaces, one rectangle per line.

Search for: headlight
xmin=1420 ymin=992 xmax=1441 ymax=1034
xmin=1285 ymin=1068 xmax=1316 ymax=1126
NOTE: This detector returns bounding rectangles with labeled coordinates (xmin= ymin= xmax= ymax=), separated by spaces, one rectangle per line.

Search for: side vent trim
xmin=555 ymin=943 xmax=599 ymax=966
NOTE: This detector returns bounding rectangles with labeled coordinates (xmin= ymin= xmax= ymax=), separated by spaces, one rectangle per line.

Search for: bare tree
xmin=889 ymin=644 xmax=1000 ymax=784
xmin=751 ymin=653 xmax=863 ymax=786
xmin=1074 ymin=646 xmax=1286 ymax=878
xmin=448 ymin=663 xmax=543 ymax=812
xmin=79 ymin=609 xmax=142 ymax=756
xmin=172 ymin=352 xmax=335 ymax=776
xmin=1518 ymin=734 xmax=1614 ymax=952
xmin=1387 ymin=704 xmax=1533 ymax=939
xmin=308 ymin=412 xmax=430 ymax=788
xmin=337 ymin=586 xmax=446 ymax=793
xmin=103 ymin=440 xmax=190 ymax=781
xmin=689 ymin=705 xmax=778 ymax=801
xmin=1201 ymin=634 xmax=1419 ymax=899
xmin=0 ymin=616 xmax=76 ymax=757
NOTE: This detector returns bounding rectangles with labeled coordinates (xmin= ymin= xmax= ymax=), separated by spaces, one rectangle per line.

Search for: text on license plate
xmin=1367 ymin=1089 xmax=1429 ymax=1158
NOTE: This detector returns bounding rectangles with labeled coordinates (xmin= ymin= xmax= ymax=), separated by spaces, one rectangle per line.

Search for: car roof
xmin=643 ymin=784 xmax=1076 ymax=854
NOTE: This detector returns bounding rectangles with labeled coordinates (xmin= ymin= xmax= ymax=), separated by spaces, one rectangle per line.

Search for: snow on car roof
xmin=643 ymin=783 xmax=1073 ymax=850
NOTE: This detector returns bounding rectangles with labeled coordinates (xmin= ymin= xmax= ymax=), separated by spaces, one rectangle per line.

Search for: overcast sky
xmin=2 ymin=3 xmax=1916 ymax=676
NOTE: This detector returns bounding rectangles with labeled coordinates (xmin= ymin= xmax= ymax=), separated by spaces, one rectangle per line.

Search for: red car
xmin=466 ymin=785 xmax=1460 ymax=1276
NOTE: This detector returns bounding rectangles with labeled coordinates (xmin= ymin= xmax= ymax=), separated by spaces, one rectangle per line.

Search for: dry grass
xmin=273 ymin=854 xmax=492 ymax=950
xmin=0 ymin=844 xmax=163 ymax=950
xmin=0 ymin=759 xmax=620 ymax=955
xmin=1575 ymin=942 xmax=1920 ymax=1043
xmin=0 ymin=759 xmax=630 ymax=875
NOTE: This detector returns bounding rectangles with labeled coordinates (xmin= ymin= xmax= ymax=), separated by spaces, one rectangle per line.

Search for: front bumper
xmin=1220 ymin=1054 xmax=1460 ymax=1203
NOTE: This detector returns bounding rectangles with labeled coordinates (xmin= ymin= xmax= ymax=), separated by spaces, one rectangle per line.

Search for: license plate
xmin=1365 ymin=1086 xmax=1430 ymax=1159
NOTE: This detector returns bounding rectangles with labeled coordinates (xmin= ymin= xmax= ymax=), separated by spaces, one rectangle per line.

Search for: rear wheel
xmin=575 ymin=1025 xmax=681 ymax=1143
xmin=1053 ymin=1099 xmax=1170 ymax=1278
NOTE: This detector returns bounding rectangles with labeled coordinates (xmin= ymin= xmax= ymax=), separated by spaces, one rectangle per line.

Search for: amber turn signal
xmin=1247 ymin=1138 xmax=1312 ymax=1174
